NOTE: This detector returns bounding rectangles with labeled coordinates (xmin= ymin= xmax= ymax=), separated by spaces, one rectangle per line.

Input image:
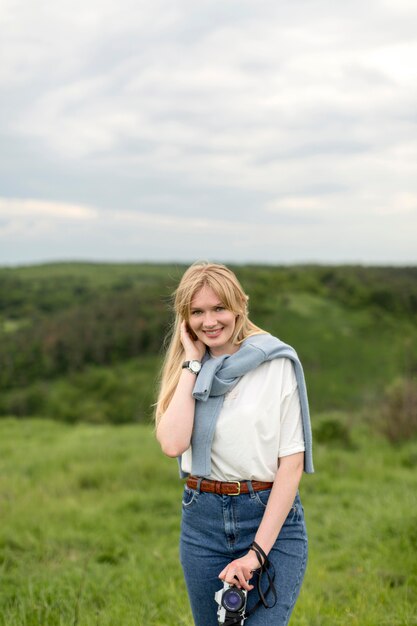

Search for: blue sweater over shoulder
xmin=178 ymin=332 xmax=314 ymax=478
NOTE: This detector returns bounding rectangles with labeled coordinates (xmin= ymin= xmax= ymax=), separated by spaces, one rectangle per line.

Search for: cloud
xmin=0 ymin=198 xmax=98 ymax=220
xmin=0 ymin=196 xmax=260 ymax=236
xmin=0 ymin=0 xmax=416 ymax=264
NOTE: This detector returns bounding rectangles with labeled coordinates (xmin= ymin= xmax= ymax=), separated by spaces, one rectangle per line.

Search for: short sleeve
xmin=278 ymin=364 xmax=305 ymax=458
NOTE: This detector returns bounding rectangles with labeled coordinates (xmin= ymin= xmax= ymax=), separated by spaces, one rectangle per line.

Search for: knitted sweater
xmin=178 ymin=332 xmax=314 ymax=478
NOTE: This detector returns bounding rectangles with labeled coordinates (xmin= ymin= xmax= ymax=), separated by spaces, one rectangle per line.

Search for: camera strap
xmin=218 ymin=542 xmax=277 ymax=625
xmin=245 ymin=541 xmax=277 ymax=618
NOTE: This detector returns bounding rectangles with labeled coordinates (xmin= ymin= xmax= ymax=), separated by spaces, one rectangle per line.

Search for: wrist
xmin=184 ymin=355 xmax=201 ymax=362
xmin=250 ymin=541 xmax=268 ymax=567
xmin=182 ymin=359 xmax=202 ymax=375
xmin=246 ymin=550 xmax=262 ymax=570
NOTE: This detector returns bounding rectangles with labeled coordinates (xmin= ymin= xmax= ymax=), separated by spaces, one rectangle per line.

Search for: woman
xmin=155 ymin=262 xmax=314 ymax=626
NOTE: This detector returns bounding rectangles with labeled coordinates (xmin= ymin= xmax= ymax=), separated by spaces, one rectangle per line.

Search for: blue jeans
xmin=180 ymin=483 xmax=308 ymax=626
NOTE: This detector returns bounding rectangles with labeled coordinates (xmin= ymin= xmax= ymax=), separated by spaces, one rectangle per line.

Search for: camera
xmin=214 ymin=582 xmax=247 ymax=625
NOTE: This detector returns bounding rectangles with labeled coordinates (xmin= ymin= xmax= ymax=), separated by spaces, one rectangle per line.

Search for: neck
xmin=209 ymin=344 xmax=240 ymax=358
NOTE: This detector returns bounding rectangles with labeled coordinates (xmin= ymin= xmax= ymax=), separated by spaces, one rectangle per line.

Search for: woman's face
xmin=188 ymin=285 xmax=239 ymax=357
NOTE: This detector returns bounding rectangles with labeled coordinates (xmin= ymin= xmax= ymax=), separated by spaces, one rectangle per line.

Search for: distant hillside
xmin=1 ymin=262 xmax=417 ymax=320
xmin=0 ymin=262 xmax=416 ymax=424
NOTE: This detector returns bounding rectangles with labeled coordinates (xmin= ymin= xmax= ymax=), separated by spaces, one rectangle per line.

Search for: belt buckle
xmin=228 ymin=481 xmax=241 ymax=496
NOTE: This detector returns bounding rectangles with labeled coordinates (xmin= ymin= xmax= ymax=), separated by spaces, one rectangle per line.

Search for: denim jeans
xmin=180 ymin=483 xmax=308 ymax=626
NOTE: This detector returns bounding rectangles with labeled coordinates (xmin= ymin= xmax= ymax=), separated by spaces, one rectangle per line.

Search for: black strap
xmin=244 ymin=541 xmax=277 ymax=618
xmin=251 ymin=541 xmax=268 ymax=567
xmin=219 ymin=542 xmax=277 ymax=625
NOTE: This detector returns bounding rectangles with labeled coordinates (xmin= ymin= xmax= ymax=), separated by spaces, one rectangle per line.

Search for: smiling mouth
xmin=203 ymin=328 xmax=223 ymax=337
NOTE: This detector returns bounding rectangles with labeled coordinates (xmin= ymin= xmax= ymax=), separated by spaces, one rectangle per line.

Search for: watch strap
xmin=182 ymin=360 xmax=201 ymax=373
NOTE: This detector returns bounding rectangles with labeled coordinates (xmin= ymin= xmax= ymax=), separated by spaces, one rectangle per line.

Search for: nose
xmin=202 ymin=311 xmax=217 ymax=327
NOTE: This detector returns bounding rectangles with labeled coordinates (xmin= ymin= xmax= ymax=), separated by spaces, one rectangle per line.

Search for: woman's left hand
xmin=218 ymin=551 xmax=260 ymax=591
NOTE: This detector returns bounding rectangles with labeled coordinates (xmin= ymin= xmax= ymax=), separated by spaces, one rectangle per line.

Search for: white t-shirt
xmin=181 ymin=358 xmax=305 ymax=482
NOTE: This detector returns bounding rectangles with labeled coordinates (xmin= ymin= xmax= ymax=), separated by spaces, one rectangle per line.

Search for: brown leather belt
xmin=186 ymin=476 xmax=273 ymax=496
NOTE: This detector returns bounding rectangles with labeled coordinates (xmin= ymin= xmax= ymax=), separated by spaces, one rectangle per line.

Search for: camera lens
xmin=222 ymin=588 xmax=245 ymax=612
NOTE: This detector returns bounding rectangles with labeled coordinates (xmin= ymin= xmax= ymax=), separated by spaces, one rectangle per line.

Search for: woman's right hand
xmin=180 ymin=320 xmax=206 ymax=361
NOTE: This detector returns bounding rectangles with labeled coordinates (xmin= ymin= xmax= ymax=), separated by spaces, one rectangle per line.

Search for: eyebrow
xmin=190 ymin=302 xmax=223 ymax=311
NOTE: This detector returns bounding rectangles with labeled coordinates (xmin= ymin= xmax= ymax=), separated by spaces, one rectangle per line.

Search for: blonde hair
xmin=154 ymin=261 xmax=266 ymax=425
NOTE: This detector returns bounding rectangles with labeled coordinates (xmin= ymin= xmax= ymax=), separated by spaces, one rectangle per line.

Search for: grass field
xmin=0 ymin=417 xmax=416 ymax=626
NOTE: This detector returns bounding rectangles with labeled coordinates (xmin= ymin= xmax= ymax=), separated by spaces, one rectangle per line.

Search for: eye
xmin=215 ymin=306 xmax=225 ymax=311
xmin=191 ymin=310 xmax=202 ymax=315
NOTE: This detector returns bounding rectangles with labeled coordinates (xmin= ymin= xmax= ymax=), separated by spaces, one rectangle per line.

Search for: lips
xmin=203 ymin=328 xmax=223 ymax=338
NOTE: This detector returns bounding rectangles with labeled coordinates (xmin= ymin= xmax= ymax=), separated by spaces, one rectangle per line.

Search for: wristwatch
xmin=182 ymin=360 xmax=202 ymax=375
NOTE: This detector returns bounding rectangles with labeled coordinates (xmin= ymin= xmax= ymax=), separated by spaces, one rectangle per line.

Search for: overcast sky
xmin=1 ymin=0 xmax=416 ymax=266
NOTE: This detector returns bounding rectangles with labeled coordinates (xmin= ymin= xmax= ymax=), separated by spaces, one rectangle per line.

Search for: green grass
xmin=0 ymin=418 xmax=416 ymax=625
xmin=1 ymin=262 xmax=416 ymax=624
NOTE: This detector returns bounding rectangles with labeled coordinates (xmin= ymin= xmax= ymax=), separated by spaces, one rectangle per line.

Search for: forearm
xmin=156 ymin=369 xmax=197 ymax=457
xmin=218 ymin=453 xmax=305 ymax=590
xmin=254 ymin=453 xmax=304 ymax=556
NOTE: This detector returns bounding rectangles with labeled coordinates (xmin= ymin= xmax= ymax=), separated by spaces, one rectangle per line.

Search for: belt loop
xmin=196 ymin=477 xmax=203 ymax=494
xmin=246 ymin=480 xmax=256 ymax=498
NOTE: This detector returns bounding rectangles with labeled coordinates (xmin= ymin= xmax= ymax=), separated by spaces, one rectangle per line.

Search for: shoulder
xmin=242 ymin=332 xmax=293 ymax=354
xmin=261 ymin=356 xmax=297 ymax=382
xmin=241 ymin=356 xmax=295 ymax=384
xmin=243 ymin=333 xmax=300 ymax=362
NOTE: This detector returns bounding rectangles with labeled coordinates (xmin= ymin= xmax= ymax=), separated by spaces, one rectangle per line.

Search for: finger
xmin=223 ymin=569 xmax=240 ymax=587
xmin=243 ymin=569 xmax=254 ymax=591
xmin=218 ymin=566 xmax=228 ymax=579
xmin=231 ymin=579 xmax=241 ymax=589
xmin=235 ymin=570 xmax=251 ymax=590
xmin=224 ymin=568 xmax=242 ymax=588
xmin=243 ymin=568 xmax=255 ymax=582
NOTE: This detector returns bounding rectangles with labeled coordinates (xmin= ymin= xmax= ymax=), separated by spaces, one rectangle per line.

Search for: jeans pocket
xmin=284 ymin=497 xmax=303 ymax=524
xmin=254 ymin=490 xmax=300 ymax=521
xmin=182 ymin=487 xmax=198 ymax=509
xmin=253 ymin=488 xmax=272 ymax=508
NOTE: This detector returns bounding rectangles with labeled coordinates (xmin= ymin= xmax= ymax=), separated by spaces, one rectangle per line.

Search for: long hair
xmin=154 ymin=261 xmax=266 ymax=425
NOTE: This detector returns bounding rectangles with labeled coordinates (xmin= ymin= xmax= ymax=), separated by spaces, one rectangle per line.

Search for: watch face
xmin=190 ymin=360 xmax=202 ymax=373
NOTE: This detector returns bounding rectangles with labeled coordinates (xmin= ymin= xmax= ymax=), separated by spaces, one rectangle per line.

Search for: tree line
xmin=0 ymin=263 xmax=416 ymax=391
